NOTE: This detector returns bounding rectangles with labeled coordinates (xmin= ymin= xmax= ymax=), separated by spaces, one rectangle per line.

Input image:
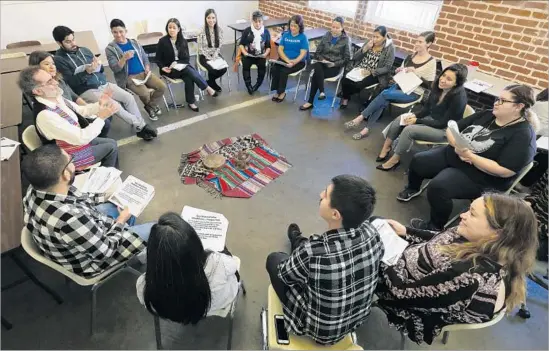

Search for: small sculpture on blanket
xmin=234 ymin=150 xmax=251 ymax=170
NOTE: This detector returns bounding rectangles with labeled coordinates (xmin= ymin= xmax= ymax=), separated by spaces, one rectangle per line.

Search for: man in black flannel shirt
xmin=266 ymin=174 xmax=384 ymax=345
xmin=22 ymin=144 xmax=153 ymax=277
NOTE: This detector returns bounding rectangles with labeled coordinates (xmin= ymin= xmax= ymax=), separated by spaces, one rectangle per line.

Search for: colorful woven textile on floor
xmin=177 ymin=134 xmax=292 ymax=198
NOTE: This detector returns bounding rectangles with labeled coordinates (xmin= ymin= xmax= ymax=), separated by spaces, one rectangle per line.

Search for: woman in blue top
xmin=270 ymin=15 xmax=309 ymax=102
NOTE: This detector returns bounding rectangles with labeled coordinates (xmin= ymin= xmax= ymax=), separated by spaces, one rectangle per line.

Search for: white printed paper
xmin=268 ymin=59 xmax=290 ymax=68
xmin=447 ymin=120 xmax=473 ymax=150
xmin=169 ymin=62 xmax=187 ymax=71
xmin=371 ymin=219 xmax=409 ymax=266
xmin=80 ymin=167 xmax=122 ymax=193
xmin=464 ymin=79 xmax=493 ymax=94
xmin=74 ymin=61 xmax=103 ymax=75
xmin=393 ymin=71 xmax=422 ymax=95
xmin=345 ymin=67 xmax=370 ymax=82
xmin=0 ymin=137 xmax=20 ymax=161
xmin=399 ymin=112 xmax=414 ymax=126
xmin=131 ymin=71 xmax=152 ymax=86
xmin=108 ymin=175 xmax=155 ymax=217
xmin=311 ymin=59 xmax=335 ymax=67
xmin=181 ymin=206 xmax=228 ymax=252
xmin=207 ymin=58 xmax=229 ymax=70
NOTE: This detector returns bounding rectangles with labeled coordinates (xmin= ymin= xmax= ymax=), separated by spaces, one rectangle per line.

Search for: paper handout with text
xmin=108 ymin=175 xmax=155 ymax=217
xmin=181 ymin=206 xmax=228 ymax=252
xmin=268 ymin=59 xmax=290 ymax=68
xmin=169 ymin=62 xmax=188 ymax=71
xmin=207 ymin=58 xmax=229 ymax=70
xmin=393 ymin=71 xmax=422 ymax=95
xmin=345 ymin=67 xmax=370 ymax=82
xmin=464 ymin=79 xmax=492 ymax=94
xmin=131 ymin=71 xmax=152 ymax=86
xmin=74 ymin=61 xmax=103 ymax=75
xmin=371 ymin=219 xmax=409 ymax=266
xmin=79 ymin=167 xmax=122 ymax=193
xmin=447 ymin=120 xmax=472 ymax=150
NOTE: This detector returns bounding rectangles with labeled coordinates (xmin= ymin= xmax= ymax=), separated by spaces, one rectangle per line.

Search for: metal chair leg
xmin=304 ymin=70 xmax=314 ymax=101
xmin=400 ymin=331 xmax=406 ymax=350
xmin=442 ymin=331 xmax=449 ymax=344
xmin=90 ymin=284 xmax=99 ymax=335
xmin=162 ymin=96 xmax=169 ymax=111
xmin=154 ymin=315 xmax=162 ymax=349
xmin=167 ymin=84 xmax=177 ymax=108
xmin=11 ymin=251 xmax=63 ymax=304
xmin=227 ymin=70 xmax=232 ymax=92
xmin=294 ymin=72 xmax=302 ymax=102
xmin=226 ymin=314 xmax=234 ymax=350
xmin=260 ymin=308 xmax=268 ymax=350
xmin=332 ymin=77 xmax=343 ymax=108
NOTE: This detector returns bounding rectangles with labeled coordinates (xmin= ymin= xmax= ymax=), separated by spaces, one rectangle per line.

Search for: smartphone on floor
xmin=275 ymin=314 xmax=290 ymax=345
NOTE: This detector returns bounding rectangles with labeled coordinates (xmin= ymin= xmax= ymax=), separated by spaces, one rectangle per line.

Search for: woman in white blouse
xmin=136 ymin=212 xmax=240 ymax=324
xmin=197 ymin=9 xmax=228 ymax=92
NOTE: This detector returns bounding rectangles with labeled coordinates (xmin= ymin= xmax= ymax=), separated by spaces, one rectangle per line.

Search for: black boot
xmin=243 ymin=70 xmax=253 ymax=95
xmin=253 ymin=75 xmax=265 ymax=92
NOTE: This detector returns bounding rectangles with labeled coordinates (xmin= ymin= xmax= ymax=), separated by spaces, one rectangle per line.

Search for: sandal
xmin=352 ymin=129 xmax=369 ymax=140
xmin=344 ymin=120 xmax=360 ymax=129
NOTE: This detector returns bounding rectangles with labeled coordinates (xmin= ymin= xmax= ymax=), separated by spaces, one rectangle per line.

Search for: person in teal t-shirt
xmin=270 ymin=15 xmax=309 ymax=102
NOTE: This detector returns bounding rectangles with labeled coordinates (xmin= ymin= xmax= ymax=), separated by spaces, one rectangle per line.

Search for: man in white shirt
xmin=18 ymin=66 xmax=120 ymax=169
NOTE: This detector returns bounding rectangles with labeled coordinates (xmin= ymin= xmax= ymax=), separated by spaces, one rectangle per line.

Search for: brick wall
xmin=259 ymin=0 xmax=549 ymax=89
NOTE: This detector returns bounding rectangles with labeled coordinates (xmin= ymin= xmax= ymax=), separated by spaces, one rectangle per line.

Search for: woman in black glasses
xmin=396 ymin=84 xmax=539 ymax=231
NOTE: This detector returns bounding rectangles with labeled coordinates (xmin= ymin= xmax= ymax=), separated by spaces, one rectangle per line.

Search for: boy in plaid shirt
xmin=22 ymin=144 xmax=154 ymax=277
xmin=266 ymin=175 xmax=384 ymax=345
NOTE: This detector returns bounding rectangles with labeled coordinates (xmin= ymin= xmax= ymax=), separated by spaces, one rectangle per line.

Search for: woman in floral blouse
xmin=198 ymin=8 xmax=227 ymax=92
xmin=376 ymin=192 xmax=538 ymax=344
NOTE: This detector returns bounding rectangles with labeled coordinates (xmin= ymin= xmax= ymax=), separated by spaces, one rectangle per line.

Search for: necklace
xmin=472 ymin=115 xmax=524 ymax=139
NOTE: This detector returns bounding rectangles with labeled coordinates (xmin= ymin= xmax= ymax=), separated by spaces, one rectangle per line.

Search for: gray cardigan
xmin=313 ymin=32 xmax=351 ymax=68
xmin=105 ymin=39 xmax=149 ymax=89
xmin=347 ymin=37 xmax=395 ymax=88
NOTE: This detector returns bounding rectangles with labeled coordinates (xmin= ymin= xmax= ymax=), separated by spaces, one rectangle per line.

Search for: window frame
xmin=363 ymin=0 xmax=443 ymax=34
xmin=308 ymin=0 xmax=359 ymax=18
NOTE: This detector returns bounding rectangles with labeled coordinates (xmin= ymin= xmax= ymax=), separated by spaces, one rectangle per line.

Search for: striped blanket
xmin=177 ymin=134 xmax=292 ymax=198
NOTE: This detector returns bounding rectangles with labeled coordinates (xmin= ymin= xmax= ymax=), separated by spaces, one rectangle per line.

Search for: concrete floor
xmin=2 ymin=46 xmax=548 ymax=350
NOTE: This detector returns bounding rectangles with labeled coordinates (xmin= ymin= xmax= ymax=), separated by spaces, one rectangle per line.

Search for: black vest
xmin=32 ymin=98 xmax=91 ymax=145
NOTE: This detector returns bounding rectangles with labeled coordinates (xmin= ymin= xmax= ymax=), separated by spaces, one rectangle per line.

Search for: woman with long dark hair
xmin=156 ymin=18 xmax=218 ymax=112
xmin=198 ymin=9 xmax=228 ymax=92
xmin=270 ymin=15 xmax=309 ymax=103
xmin=377 ymin=193 xmax=539 ymax=344
xmin=376 ymin=63 xmax=469 ymax=171
xmin=299 ymin=16 xmax=351 ymax=111
xmin=136 ymin=212 xmax=240 ymax=324
xmin=339 ymin=25 xmax=394 ymax=109
xmin=397 ymin=84 xmax=539 ymax=231
xmin=345 ymin=31 xmax=437 ymax=139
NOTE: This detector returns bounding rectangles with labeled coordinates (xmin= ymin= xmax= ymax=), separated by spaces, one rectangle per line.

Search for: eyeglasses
xmin=37 ymin=78 xmax=57 ymax=88
xmin=494 ymin=98 xmax=517 ymax=105
xmin=62 ymin=155 xmax=74 ymax=175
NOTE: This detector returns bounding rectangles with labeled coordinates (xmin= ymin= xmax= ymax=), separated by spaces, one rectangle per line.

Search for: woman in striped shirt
xmin=345 ymin=31 xmax=437 ymax=140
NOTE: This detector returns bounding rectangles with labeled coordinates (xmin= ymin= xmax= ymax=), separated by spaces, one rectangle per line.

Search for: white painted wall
xmin=1 ymin=0 xmax=259 ymax=52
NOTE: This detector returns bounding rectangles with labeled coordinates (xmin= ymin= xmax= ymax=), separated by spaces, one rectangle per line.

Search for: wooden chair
xmin=260 ymin=285 xmax=362 ymax=350
xmin=6 ymin=40 xmax=41 ymax=49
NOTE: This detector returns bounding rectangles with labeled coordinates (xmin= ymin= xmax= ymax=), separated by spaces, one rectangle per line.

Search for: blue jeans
xmin=361 ymin=84 xmax=420 ymax=125
xmin=95 ymin=203 xmax=155 ymax=242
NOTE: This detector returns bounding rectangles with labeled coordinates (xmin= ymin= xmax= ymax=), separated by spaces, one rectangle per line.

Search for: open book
xmin=371 ymin=219 xmax=409 ymax=266
xmin=447 ymin=120 xmax=472 ymax=150
xmin=464 ymin=79 xmax=493 ymax=93
xmin=0 ymin=137 xmax=20 ymax=161
xmin=399 ymin=112 xmax=414 ymax=126
xmin=345 ymin=67 xmax=370 ymax=82
xmin=74 ymin=61 xmax=102 ymax=75
xmin=393 ymin=71 xmax=422 ymax=95
xmin=181 ymin=206 xmax=228 ymax=252
xmin=131 ymin=71 xmax=152 ymax=86
xmin=207 ymin=58 xmax=229 ymax=70
xmin=108 ymin=175 xmax=155 ymax=217
xmin=268 ymin=59 xmax=290 ymax=68
xmin=169 ymin=62 xmax=187 ymax=71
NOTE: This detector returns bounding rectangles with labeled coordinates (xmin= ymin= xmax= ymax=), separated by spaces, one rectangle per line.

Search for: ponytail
xmin=524 ymin=109 xmax=540 ymax=133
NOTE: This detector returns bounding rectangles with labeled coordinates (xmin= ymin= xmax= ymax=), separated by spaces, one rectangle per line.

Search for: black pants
xmin=521 ymin=150 xmax=548 ymax=186
xmin=270 ymin=61 xmax=306 ymax=94
xmin=98 ymin=117 xmax=112 ymax=138
xmin=307 ymin=62 xmax=340 ymax=103
xmin=265 ymin=233 xmax=308 ymax=304
xmin=340 ymin=74 xmax=379 ymax=100
xmin=241 ymin=56 xmax=267 ymax=86
xmin=198 ymin=55 xmax=228 ymax=88
xmin=407 ymin=146 xmax=485 ymax=229
xmin=162 ymin=66 xmax=208 ymax=104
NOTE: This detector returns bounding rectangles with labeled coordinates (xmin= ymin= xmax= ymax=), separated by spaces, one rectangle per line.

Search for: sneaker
xmin=287 ymin=223 xmax=302 ymax=242
xmin=318 ymin=92 xmax=326 ymax=100
xmin=136 ymin=124 xmax=157 ymax=141
xmin=410 ymin=218 xmax=441 ymax=231
xmin=144 ymin=105 xmax=158 ymax=121
xmin=396 ymin=187 xmax=422 ymax=202
xmin=153 ymin=105 xmax=162 ymax=116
